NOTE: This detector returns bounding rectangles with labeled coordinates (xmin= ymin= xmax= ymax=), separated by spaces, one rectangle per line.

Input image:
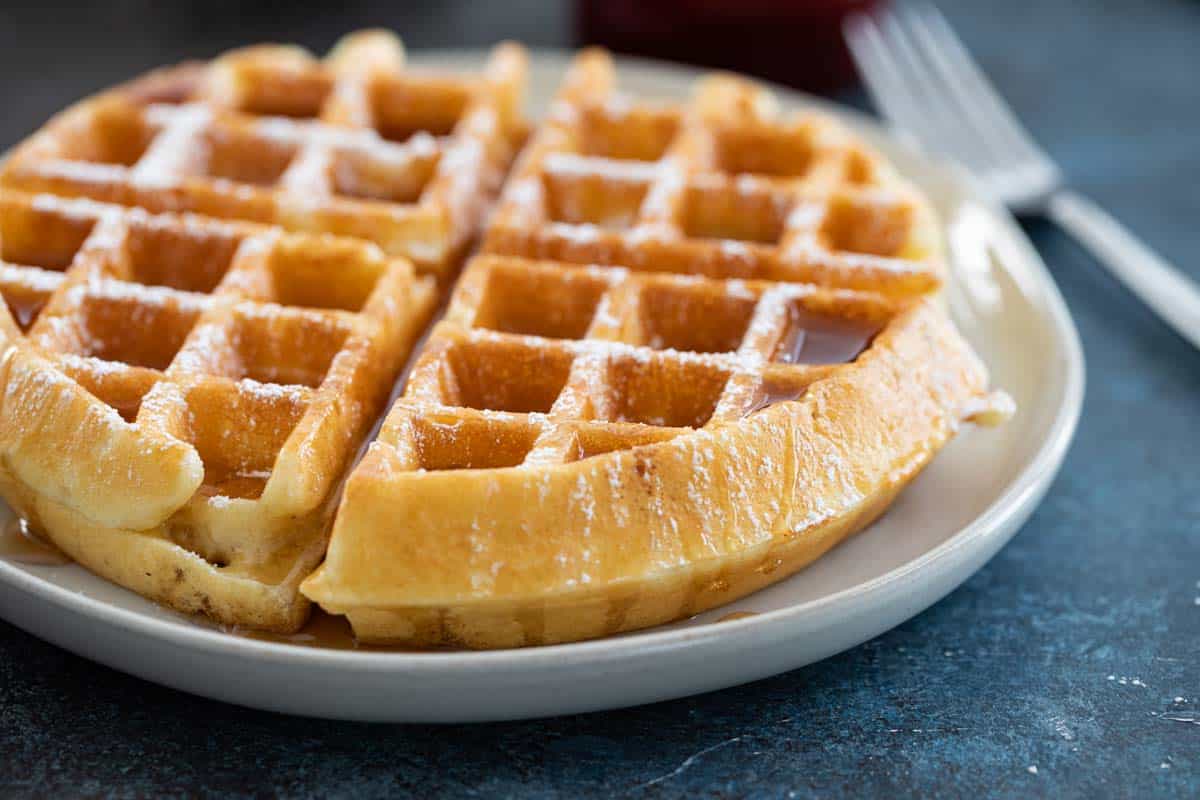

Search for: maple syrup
xmin=4 ymin=294 xmax=45 ymax=332
xmin=107 ymin=397 xmax=143 ymax=423
xmin=0 ymin=516 xmax=71 ymax=566
xmin=745 ymin=382 xmax=809 ymax=415
xmin=774 ymin=308 xmax=878 ymax=365
xmin=716 ymin=610 xmax=760 ymax=622
xmin=220 ymin=611 xmax=437 ymax=651
xmin=200 ymin=472 xmax=270 ymax=500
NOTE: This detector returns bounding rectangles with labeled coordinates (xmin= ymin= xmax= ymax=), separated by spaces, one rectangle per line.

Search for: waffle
xmin=1 ymin=31 xmax=528 ymax=280
xmin=485 ymin=49 xmax=942 ymax=296
xmin=0 ymin=190 xmax=436 ymax=630
xmin=0 ymin=44 xmax=1008 ymax=646
xmin=302 ymin=244 xmax=1003 ymax=646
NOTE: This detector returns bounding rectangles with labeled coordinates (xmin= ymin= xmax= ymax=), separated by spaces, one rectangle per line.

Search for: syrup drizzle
xmin=220 ymin=611 xmax=431 ymax=651
xmin=5 ymin=294 xmax=46 ymax=332
xmin=108 ymin=396 xmax=143 ymax=423
xmin=773 ymin=308 xmax=878 ymax=365
xmin=0 ymin=516 xmax=71 ymax=566
xmin=202 ymin=475 xmax=270 ymax=500
xmin=745 ymin=382 xmax=809 ymax=415
xmin=716 ymin=610 xmax=760 ymax=622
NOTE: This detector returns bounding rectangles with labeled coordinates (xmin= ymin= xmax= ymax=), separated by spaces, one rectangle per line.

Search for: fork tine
xmin=844 ymin=14 xmax=936 ymax=144
xmin=905 ymin=3 xmax=1051 ymax=169
xmin=849 ymin=8 xmax=994 ymax=173
xmin=883 ymin=4 xmax=1011 ymax=171
xmin=874 ymin=8 xmax=985 ymax=161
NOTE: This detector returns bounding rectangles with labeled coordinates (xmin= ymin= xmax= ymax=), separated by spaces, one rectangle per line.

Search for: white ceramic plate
xmin=0 ymin=51 xmax=1083 ymax=722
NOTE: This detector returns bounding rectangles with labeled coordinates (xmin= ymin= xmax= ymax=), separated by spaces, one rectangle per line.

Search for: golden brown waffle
xmin=301 ymin=250 xmax=1004 ymax=647
xmin=484 ymin=49 xmax=942 ymax=296
xmin=299 ymin=52 xmax=1004 ymax=648
xmin=0 ymin=190 xmax=436 ymax=630
xmin=1 ymin=31 xmax=527 ymax=279
xmin=0 ymin=44 xmax=1008 ymax=647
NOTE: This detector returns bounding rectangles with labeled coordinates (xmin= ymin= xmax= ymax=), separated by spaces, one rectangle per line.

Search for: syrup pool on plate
xmin=0 ymin=516 xmax=71 ymax=566
xmin=217 ymin=611 xmax=452 ymax=652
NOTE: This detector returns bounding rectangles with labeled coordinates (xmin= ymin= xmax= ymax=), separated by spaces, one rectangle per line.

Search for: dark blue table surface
xmin=1 ymin=1 xmax=1197 ymax=796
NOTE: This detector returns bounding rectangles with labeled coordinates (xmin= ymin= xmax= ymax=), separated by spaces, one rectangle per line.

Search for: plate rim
xmin=0 ymin=49 xmax=1084 ymax=684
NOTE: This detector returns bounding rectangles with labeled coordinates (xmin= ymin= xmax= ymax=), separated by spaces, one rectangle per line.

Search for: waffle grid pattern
xmin=0 ymin=191 xmax=434 ymax=576
xmin=485 ymin=49 xmax=941 ymax=295
xmin=0 ymin=40 xmax=1000 ymax=640
xmin=383 ymin=254 xmax=890 ymax=474
xmin=1 ymin=32 xmax=527 ymax=278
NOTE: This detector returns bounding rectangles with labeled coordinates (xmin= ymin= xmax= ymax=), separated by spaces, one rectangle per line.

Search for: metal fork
xmin=845 ymin=3 xmax=1200 ymax=350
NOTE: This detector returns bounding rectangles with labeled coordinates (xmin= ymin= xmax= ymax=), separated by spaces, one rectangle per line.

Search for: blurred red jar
xmin=578 ymin=0 xmax=883 ymax=94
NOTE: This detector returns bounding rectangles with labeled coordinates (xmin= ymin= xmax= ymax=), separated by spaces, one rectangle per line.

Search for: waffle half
xmin=1 ymin=31 xmax=528 ymax=279
xmin=0 ymin=31 xmax=524 ymax=629
xmin=300 ymin=51 xmax=1008 ymax=648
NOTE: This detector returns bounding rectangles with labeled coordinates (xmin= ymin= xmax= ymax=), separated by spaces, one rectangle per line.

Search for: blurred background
xmin=3 ymin=0 xmax=1191 ymax=274
xmin=0 ymin=0 xmax=882 ymax=148
xmin=1 ymin=1 xmax=1192 ymax=159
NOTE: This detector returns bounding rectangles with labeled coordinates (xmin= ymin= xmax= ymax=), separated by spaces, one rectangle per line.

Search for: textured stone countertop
xmin=1 ymin=0 xmax=1197 ymax=796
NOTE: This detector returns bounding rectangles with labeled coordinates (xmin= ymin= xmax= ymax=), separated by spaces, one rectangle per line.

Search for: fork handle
xmin=1048 ymin=190 xmax=1200 ymax=350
